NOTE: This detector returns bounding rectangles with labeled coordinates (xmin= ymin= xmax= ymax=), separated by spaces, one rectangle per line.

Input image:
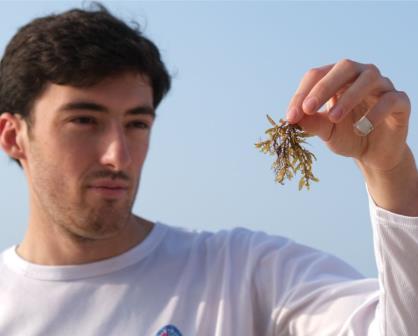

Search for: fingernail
xmin=330 ymin=105 xmax=343 ymax=121
xmin=287 ymin=107 xmax=298 ymax=123
xmin=303 ymin=97 xmax=318 ymax=114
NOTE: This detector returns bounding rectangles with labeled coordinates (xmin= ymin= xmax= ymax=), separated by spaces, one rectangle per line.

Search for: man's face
xmin=23 ymin=72 xmax=154 ymax=240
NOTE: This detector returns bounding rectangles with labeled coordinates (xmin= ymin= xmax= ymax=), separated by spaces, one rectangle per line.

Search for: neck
xmin=17 ymin=212 xmax=153 ymax=265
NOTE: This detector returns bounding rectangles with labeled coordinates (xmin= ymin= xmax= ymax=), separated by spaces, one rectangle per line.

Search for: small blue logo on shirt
xmin=156 ymin=324 xmax=182 ymax=336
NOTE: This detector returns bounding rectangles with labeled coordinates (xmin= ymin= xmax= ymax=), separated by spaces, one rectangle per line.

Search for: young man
xmin=0 ymin=5 xmax=417 ymax=336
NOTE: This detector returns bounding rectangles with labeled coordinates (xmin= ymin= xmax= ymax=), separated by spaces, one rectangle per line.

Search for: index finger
xmin=286 ymin=63 xmax=333 ymax=123
xmin=287 ymin=60 xmax=364 ymax=123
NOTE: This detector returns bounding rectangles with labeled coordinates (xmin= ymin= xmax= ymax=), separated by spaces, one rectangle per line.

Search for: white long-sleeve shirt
xmin=0 ymin=193 xmax=417 ymax=335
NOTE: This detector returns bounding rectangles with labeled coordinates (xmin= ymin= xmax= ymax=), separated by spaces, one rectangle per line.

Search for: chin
xmin=66 ymin=213 xmax=132 ymax=242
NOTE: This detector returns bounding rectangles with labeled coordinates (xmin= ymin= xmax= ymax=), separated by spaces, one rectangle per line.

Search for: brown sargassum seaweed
xmin=255 ymin=115 xmax=319 ymax=190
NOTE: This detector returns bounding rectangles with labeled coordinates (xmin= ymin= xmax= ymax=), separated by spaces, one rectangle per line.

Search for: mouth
xmin=87 ymin=180 xmax=130 ymax=199
xmin=88 ymin=186 xmax=128 ymax=199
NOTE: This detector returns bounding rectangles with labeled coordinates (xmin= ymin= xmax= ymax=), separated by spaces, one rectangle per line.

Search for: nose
xmin=100 ymin=123 xmax=132 ymax=171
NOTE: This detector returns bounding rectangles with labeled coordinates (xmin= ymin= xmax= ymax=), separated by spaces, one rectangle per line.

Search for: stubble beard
xmin=41 ymin=185 xmax=138 ymax=242
xmin=27 ymin=132 xmax=142 ymax=243
xmin=31 ymin=164 xmax=140 ymax=242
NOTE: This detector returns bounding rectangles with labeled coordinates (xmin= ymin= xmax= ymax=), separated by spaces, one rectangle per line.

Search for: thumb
xmin=297 ymin=112 xmax=335 ymax=142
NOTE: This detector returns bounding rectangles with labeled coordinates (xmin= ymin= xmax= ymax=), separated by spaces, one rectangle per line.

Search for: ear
xmin=0 ymin=112 xmax=28 ymax=162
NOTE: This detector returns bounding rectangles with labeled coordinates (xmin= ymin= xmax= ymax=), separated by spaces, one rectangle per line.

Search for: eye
xmin=71 ymin=116 xmax=97 ymax=125
xmin=128 ymin=121 xmax=150 ymax=129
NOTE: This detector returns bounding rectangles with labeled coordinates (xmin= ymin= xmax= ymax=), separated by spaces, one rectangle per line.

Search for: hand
xmin=286 ymin=59 xmax=410 ymax=172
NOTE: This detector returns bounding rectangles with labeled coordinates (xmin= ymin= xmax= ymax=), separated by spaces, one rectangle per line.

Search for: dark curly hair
xmin=0 ymin=3 xmax=171 ymax=129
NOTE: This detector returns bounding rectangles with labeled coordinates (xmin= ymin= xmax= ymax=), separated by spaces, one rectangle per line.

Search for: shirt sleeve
xmin=253 ymin=190 xmax=418 ymax=335
xmin=368 ymin=191 xmax=418 ymax=335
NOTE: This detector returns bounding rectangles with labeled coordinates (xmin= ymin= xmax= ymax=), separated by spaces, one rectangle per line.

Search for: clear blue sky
xmin=0 ymin=1 xmax=417 ymax=277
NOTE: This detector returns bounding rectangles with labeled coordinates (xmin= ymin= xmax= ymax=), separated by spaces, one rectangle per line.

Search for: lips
xmin=88 ymin=179 xmax=129 ymax=189
xmin=87 ymin=180 xmax=129 ymax=198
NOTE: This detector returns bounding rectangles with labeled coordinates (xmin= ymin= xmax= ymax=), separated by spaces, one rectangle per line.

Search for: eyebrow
xmin=57 ymin=101 xmax=156 ymax=117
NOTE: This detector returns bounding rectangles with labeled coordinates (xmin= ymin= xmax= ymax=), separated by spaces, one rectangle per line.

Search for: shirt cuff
xmin=367 ymin=184 xmax=418 ymax=227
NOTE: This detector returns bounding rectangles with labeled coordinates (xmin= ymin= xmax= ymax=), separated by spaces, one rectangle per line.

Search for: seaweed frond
xmin=255 ymin=115 xmax=319 ymax=190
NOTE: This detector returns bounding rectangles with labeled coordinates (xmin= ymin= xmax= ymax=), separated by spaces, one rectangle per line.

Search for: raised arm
xmin=282 ymin=59 xmax=418 ymax=334
xmin=286 ymin=59 xmax=418 ymax=216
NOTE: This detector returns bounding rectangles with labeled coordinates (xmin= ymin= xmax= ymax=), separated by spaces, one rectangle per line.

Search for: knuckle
xmin=305 ymin=67 xmax=323 ymax=79
xmin=396 ymin=90 xmax=409 ymax=101
xmin=396 ymin=90 xmax=411 ymax=110
xmin=365 ymin=63 xmax=381 ymax=76
xmin=364 ymin=66 xmax=380 ymax=82
xmin=384 ymin=91 xmax=399 ymax=106
xmin=381 ymin=76 xmax=395 ymax=89
xmin=338 ymin=58 xmax=355 ymax=69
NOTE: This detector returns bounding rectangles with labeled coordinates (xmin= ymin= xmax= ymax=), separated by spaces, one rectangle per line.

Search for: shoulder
xmin=158 ymin=222 xmax=292 ymax=263
xmin=160 ymin=222 xmax=363 ymax=279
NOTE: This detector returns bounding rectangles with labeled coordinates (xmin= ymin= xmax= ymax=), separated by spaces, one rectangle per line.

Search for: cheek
xmin=131 ymin=140 xmax=150 ymax=169
xmin=57 ymin=132 xmax=99 ymax=165
xmin=28 ymin=146 xmax=68 ymax=198
xmin=31 ymin=136 xmax=91 ymax=188
xmin=119 ymin=131 xmax=149 ymax=157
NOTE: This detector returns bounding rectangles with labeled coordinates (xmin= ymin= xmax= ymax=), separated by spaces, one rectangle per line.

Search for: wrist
xmin=356 ymin=146 xmax=418 ymax=216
